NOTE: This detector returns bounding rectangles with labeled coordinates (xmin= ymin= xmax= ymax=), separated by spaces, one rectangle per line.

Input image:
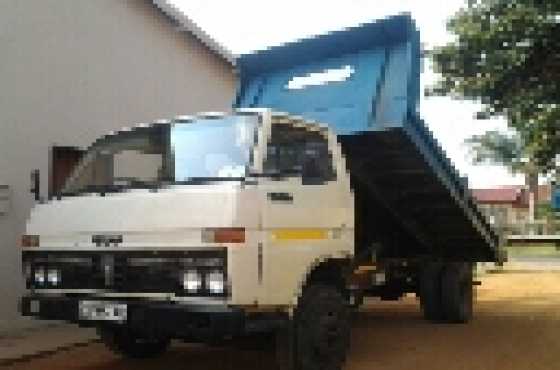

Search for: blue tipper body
xmin=235 ymin=15 xmax=419 ymax=134
xmin=235 ymin=14 xmax=499 ymax=260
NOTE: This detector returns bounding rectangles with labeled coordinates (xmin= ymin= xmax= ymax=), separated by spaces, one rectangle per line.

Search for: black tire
xmin=99 ymin=326 xmax=170 ymax=359
xmin=276 ymin=284 xmax=351 ymax=370
xmin=419 ymin=262 xmax=445 ymax=322
xmin=441 ymin=262 xmax=473 ymax=323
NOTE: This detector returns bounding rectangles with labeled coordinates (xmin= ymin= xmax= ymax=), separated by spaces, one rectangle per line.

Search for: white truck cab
xmin=21 ymin=110 xmax=356 ymax=367
xmin=24 ymin=109 xmax=354 ymax=307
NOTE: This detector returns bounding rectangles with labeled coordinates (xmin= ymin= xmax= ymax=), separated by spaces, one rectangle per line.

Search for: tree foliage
xmin=466 ymin=130 xmax=539 ymax=200
xmin=466 ymin=130 xmax=525 ymax=170
xmin=429 ymin=0 xmax=560 ymax=173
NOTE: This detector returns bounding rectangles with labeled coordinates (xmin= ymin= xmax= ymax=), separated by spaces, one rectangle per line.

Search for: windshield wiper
xmin=58 ymin=183 xmax=146 ymax=198
xmin=55 ymin=177 xmax=247 ymax=199
xmin=171 ymin=177 xmax=246 ymax=185
xmin=54 ymin=184 xmax=124 ymax=198
xmin=84 ymin=184 xmax=128 ymax=195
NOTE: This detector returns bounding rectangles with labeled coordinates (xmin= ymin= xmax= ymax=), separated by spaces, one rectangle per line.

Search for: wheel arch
xmin=293 ymin=256 xmax=353 ymax=307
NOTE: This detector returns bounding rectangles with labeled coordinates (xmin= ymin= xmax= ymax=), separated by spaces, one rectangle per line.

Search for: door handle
xmin=267 ymin=192 xmax=293 ymax=203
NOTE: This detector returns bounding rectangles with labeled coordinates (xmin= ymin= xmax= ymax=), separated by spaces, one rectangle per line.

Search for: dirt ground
xmin=348 ymin=270 xmax=560 ymax=370
xmin=4 ymin=270 xmax=560 ymax=370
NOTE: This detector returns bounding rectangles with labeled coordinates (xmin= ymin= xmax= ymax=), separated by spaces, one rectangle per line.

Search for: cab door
xmin=258 ymin=121 xmax=353 ymax=305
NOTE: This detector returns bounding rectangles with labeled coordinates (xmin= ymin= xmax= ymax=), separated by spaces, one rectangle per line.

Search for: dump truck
xmin=20 ymin=15 xmax=499 ymax=370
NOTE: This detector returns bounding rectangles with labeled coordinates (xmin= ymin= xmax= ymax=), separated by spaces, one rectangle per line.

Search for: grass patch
xmin=506 ymin=245 xmax=560 ymax=258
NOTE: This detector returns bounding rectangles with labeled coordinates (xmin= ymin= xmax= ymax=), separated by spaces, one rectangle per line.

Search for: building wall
xmin=508 ymin=207 xmax=529 ymax=225
xmin=0 ymin=0 xmax=236 ymax=318
xmin=478 ymin=204 xmax=529 ymax=232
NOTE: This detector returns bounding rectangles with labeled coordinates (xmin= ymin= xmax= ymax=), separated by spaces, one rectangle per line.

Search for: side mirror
xmin=30 ymin=169 xmax=40 ymax=201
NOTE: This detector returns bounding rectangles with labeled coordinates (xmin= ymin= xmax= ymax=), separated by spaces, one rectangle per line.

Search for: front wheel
xmin=99 ymin=326 xmax=170 ymax=359
xmin=276 ymin=284 xmax=351 ymax=370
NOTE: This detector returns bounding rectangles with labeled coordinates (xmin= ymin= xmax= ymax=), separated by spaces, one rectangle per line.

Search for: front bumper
xmin=20 ymin=295 xmax=247 ymax=341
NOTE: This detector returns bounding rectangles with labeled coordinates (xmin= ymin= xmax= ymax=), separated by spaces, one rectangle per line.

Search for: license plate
xmin=79 ymin=301 xmax=127 ymax=321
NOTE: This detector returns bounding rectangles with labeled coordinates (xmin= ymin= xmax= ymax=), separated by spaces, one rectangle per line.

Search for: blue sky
xmin=169 ymin=0 xmax=525 ymax=188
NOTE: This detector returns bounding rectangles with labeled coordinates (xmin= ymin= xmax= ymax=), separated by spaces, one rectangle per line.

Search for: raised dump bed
xmin=235 ymin=14 xmax=499 ymax=261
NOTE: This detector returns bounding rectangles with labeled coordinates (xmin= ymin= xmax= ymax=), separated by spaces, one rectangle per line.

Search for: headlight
xmin=206 ymin=270 xmax=224 ymax=294
xmin=47 ymin=269 xmax=61 ymax=286
xmin=34 ymin=268 xmax=45 ymax=285
xmin=183 ymin=270 xmax=202 ymax=293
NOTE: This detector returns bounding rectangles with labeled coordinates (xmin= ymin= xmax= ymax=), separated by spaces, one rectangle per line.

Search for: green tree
xmin=429 ymin=0 xmax=560 ymax=173
xmin=466 ymin=130 xmax=539 ymax=202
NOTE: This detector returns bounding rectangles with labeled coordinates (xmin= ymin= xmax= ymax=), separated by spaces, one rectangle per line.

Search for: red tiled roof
xmin=472 ymin=184 xmax=552 ymax=205
xmin=471 ymin=188 xmax=523 ymax=204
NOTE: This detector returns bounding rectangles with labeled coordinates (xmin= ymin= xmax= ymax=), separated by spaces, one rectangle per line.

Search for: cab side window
xmin=263 ymin=124 xmax=336 ymax=184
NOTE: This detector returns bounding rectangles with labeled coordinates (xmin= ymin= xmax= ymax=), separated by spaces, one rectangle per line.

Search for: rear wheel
xmin=420 ymin=261 xmax=473 ymax=323
xmin=99 ymin=326 xmax=170 ymax=359
xmin=276 ymin=284 xmax=350 ymax=370
xmin=441 ymin=262 xmax=473 ymax=323
xmin=419 ymin=262 xmax=444 ymax=321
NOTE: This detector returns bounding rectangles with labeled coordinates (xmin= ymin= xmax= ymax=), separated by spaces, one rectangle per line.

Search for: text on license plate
xmin=79 ymin=301 xmax=127 ymax=321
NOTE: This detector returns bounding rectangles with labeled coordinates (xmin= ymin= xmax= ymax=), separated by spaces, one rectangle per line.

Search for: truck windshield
xmin=61 ymin=115 xmax=258 ymax=194
xmin=171 ymin=115 xmax=256 ymax=180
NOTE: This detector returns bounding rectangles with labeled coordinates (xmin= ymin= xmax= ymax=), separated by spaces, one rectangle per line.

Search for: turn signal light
xmin=202 ymin=228 xmax=245 ymax=244
xmin=21 ymin=234 xmax=39 ymax=247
